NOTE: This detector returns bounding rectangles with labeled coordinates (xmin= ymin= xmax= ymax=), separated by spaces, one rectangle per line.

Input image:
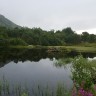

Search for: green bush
xmin=9 ymin=38 xmax=27 ymax=46
xmin=72 ymin=55 xmax=96 ymax=90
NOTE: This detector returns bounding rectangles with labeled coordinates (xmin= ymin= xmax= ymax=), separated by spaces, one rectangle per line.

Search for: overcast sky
xmin=0 ymin=0 xmax=96 ymax=34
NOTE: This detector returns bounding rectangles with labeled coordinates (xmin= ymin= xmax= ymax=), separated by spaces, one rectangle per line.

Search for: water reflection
xmin=0 ymin=58 xmax=73 ymax=90
xmin=54 ymin=58 xmax=72 ymax=68
xmin=0 ymin=48 xmax=75 ymax=90
xmin=0 ymin=48 xmax=96 ymax=68
xmin=0 ymin=48 xmax=96 ymax=95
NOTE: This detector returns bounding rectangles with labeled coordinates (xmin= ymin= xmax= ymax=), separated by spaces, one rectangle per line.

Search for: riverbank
xmin=8 ymin=45 xmax=96 ymax=53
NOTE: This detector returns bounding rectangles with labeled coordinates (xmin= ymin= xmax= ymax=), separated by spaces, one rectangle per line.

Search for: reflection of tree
xmin=54 ymin=58 xmax=72 ymax=68
xmin=0 ymin=48 xmax=96 ymax=68
xmin=0 ymin=48 xmax=47 ymax=65
xmin=72 ymin=56 xmax=96 ymax=89
xmin=0 ymin=48 xmax=69 ymax=67
xmin=0 ymin=60 xmax=11 ymax=67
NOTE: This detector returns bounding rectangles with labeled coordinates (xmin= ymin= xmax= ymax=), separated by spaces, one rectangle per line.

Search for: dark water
xmin=0 ymin=48 xmax=96 ymax=91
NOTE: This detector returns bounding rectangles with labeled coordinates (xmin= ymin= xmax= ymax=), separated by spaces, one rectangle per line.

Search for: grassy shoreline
xmin=8 ymin=45 xmax=96 ymax=53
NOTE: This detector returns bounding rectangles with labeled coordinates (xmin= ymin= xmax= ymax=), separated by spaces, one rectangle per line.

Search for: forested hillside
xmin=0 ymin=14 xmax=20 ymax=28
xmin=0 ymin=26 xmax=96 ymax=46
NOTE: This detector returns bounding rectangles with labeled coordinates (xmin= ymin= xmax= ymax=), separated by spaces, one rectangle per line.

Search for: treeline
xmin=0 ymin=26 xmax=96 ymax=46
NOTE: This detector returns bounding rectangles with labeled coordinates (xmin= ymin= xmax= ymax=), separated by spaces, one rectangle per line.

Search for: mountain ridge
xmin=0 ymin=14 xmax=20 ymax=28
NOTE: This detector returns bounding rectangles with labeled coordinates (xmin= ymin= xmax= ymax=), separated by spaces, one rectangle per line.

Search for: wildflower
xmin=78 ymin=88 xmax=93 ymax=96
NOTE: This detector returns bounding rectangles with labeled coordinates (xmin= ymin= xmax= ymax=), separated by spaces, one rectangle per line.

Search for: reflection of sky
xmin=88 ymin=57 xmax=96 ymax=61
xmin=0 ymin=58 xmax=73 ymax=89
xmin=0 ymin=0 xmax=96 ymax=33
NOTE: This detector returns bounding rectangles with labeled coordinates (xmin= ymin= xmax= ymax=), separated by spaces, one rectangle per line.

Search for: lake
xmin=0 ymin=48 xmax=96 ymax=95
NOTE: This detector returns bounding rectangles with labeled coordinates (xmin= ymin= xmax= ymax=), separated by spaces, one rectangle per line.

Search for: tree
xmin=9 ymin=38 xmax=27 ymax=46
xmin=81 ymin=32 xmax=89 ymax=42
xmin=89 ymin=34 xmax=96 ymax=43
xmin=62 ymin=27 xmax=74 ymax=35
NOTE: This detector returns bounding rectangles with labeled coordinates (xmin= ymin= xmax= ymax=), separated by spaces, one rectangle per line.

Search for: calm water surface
xmin=0 ymin=48 xmax=96 ymax=90
xmin=0 ymin=58 xmax=72 ymax=89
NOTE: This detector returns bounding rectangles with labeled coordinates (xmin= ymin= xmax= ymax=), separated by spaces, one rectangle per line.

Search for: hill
xmin=0 ymin=14 xmax=20 ymax=28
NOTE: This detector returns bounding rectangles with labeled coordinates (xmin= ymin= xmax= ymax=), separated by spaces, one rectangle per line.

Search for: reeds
xmin=0 ymin=79 xmax=71 ymax=96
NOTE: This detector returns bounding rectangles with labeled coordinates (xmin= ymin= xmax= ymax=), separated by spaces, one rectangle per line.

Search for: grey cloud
xmin=0 ymin=0 xmax=96 ymax=31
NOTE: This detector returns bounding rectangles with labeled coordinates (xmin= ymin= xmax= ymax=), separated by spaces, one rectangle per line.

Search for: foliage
xmin=0 ymin=26 xmax=96 ymax=46
xmin=72 ymin=56 xmax=96 ymax=95
xmin=9 ymin=38 xmax=27 ymax=46
xmin=56 ymin=84 xmax=71 ymax=96
xmin=21 ymin=93 xmax=28 ymax=96
xmin=54 ymin=58 xmax=72 ymax=68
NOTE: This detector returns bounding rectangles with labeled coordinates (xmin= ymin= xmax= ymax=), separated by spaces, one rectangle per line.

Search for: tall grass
xmin=0 ymin=79 xmax=72 ymax=96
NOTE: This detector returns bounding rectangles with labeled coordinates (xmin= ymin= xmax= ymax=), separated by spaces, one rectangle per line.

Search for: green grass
xmin=0 ymin=80 xmax=71 ymax=96
xmin=9 ymin=45 xmax=35 ymax=49
xmin=7 ymin=44 xmax=96 ymax=53
xmin=64 ymin=46 xmax=96 ymax=53
xmin=46 ymin=45 xmax=96 ymax=53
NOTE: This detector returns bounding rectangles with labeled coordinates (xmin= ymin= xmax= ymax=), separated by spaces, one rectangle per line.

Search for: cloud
xmin=0 ymin=0 xmax=96 ymax=32
xmin=77 ymin=28 xmax=96 ymax=34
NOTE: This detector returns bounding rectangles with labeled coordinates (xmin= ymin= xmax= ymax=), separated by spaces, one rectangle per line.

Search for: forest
xmin=0 ymin=26 xmax=96 ymax=46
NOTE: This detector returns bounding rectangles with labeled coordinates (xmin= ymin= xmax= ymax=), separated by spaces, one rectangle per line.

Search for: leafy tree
xmin=0 ymin=26 xmax=96 ymax=46
xmin=62 ymin=27 xmax=74 ymax=35
xmin=9 ymin=38 xmax=27 ymax=46
xmin=81 ymin=32 xmax=89 ymax=42
xmin=89 ymin=34 xmax=96 ymax=43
